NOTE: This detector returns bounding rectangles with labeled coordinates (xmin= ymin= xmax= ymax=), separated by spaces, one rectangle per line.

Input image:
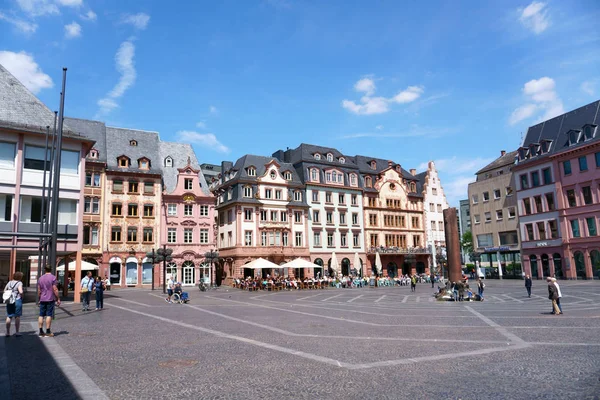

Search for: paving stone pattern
xmin=2 ymin=281 xmax=600 ymax=399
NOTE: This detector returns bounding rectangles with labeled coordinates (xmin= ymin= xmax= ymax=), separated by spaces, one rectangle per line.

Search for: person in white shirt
xmin=552 ymin=278 xmax=563 ymax=314
xmin=165 ymin=277 xmax=174 ymax=303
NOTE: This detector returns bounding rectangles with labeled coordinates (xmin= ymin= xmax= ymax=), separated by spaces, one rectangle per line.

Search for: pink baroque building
xmin=516 ymin=100 xmax=600 ymax=279
xmin=159 ymin=143 xmax=215 ymax=287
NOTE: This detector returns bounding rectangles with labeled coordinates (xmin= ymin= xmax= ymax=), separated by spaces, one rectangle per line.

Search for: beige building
xmin=468 ymin=150 xmax=522 ymax=278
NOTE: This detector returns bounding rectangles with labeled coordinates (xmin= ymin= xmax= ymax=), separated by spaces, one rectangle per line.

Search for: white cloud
xmin=519 ymin=1 xmax=550 ymax=34
xmin=196 ymin=121 xmax=207 ymax=129
xmin=375 ymin=125 xmax=383 ymax=130
xmin=342 ymin=77 xmax=423 ymax=115
xmin=509 ymin=103 xmax=537 ymax=125
xmin=341 ymin=125 xmax=459 ymax=139
xmin=443 ymin=176 xmax=476 ymax=207
xmin=56 ymin=0 xmax=82 ymax=6
xmin=581 ymin=80 xmax=596 ymax=96
xmin=0 ymin=51 xmax=53 ymax=94
xmin=122 ymin=12 xmax=150 ymax=30
xmin=354 ymin=78 xmax=376 ymax=96
xmin=342 ymin=96 xmax=389 ymax=115
xmin=178 ymin=131 xmax=230 ymax=153
xmin=509 ymin=76 xmax=564 ymax=125
xmin=209 ymin=105 xmax=218 ymax=114
xmin=64 ymin=21 xmax=81 ymax=38
xmin=393 ymin=86 xmax=424 ymax=104
xmin=96 ymin=40 xmax=136 ymax=115
xmin=16 ymin=0 xmax=59 ymax=17
xmin=0 ymin=12 xmax=38 ymax=34
xmin=81 ymin=10 xmax=97 ymax=21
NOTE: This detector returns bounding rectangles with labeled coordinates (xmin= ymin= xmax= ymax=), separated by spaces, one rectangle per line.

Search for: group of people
xmin=165 ymin=277 xmax=188 ymax=303
xmin=434 ymin=278 xmax=485 ymax=302
xmin=79 ymin=271 xmax=107 ymax=311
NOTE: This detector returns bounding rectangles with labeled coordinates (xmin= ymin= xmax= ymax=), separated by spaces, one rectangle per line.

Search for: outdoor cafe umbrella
xmin=330 ymin=252 xmax=339 ymax=276
xmin=281 ymin=258 xmax=323 ymax=270
xmin=353 ymin=252 xmax=362 ymax=276
xmin=56 ymin=260 xmax=99 ymax=272
xmin=243 ymin=258 xmax=280 ymax=270
xmin=375 ymin=251 xmax=383 ymax=276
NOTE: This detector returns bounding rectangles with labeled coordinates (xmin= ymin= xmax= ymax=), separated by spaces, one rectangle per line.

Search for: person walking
xmin=410 ymin=275 xmax=417 ymax=292
xmin=477 ymin=278 xmax=485 ymax=301
xmin=80 ymin=271 xmax=94 ymax=311
xmin=525 ymin=275 xmax=532 ymax=298
xmin=165 ymin=276 xmax=174 ymax=303
xmin=37 ymin=265 xmax=61 ymax=337
xmin=93 ymin=276 xmax=106 ymax=310
xmin=104 ymin=275 xmax=111 ymax=291
xmin=547 ymin=277 xmax=561 ymax=315
xmin=552 ymin=278 xmax=563 ymax=314
xmin=4 ymin=271 xmax=24 ymax=337
xmin=430 ymin=273 xmax=435 ymax=288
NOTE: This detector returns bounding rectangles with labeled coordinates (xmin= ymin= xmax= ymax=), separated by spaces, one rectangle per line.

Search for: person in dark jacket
xmin=525 ymin=275 xmax=532 ymax=298
xmin=547 ymin=277 xmax=560 ymax=315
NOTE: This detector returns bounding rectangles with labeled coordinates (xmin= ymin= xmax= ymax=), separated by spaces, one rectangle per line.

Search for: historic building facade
xmin=516 ymin=100 xmax=600 ymax=279
xmin=273 ymin=144 xmax=366 ymax=277
xmin=468 ymin=150 xmax=521 ymax=278
xmin=421 ymin=161 xmax=450 ymax=248
xmin=0 ymin=64 xmax=93 ymax=287
xmin=357 ymin=156 xmax=430 ymax=277
xmin=102 ymin=127 xmax=162 ymax=288
xmin=210 ymin=156 xmax=310 ymax=281
xmin=159 ymin=142 xmax=215 ymax=286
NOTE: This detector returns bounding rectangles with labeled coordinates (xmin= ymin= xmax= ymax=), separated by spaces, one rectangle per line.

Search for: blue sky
xmin=1 ymin=0 xmax=599 ymax=206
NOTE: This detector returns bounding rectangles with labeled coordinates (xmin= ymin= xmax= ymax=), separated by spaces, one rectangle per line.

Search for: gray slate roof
xmin=159 ymin=141 xmax=210 ymax=195
xmin=220 ymin=155 xmax=304 ymax=186
xmin=518 ymin=100 xmax=600 ymax=165
xmin=0 ymin=63 xmax=76 ymax=133
xmin=64 ymin=117 xmax=107 ymax=161
xmin=105 ymin=126 xmax=161 ymax=175
xmin=476 ymin=150 xmax=518 ymax=175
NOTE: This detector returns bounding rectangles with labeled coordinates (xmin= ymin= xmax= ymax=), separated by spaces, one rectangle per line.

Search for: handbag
xmin=81 ymin=278 xmax=89 ymax=293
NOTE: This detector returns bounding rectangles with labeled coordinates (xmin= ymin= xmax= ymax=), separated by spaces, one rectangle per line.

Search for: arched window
xmin=327 ymin=153 xmax=333 ymax=162
xmin=365 ymin=176 xmax=372 ymax=188
xmin=349 ymin=174 xmax=357 ymax=186
xmin=89 ymin=149 xmax=98 ymax=159
xmin=164 ymin=157 xmax=173 ymax=167
xmin=310 ymin=169 xmax=319 ymax=182
xmin=284 ymin=171 xmax=292 ymax=180
xmin=314 ymin=154 xmax=321 ymax=160
xmin=246 ymin=167 xmax=256 ymax=177
xmin=339 ymin=157 xmax=345 ymax=164
xmin=129 ymin=140 xmax=137 ymax=146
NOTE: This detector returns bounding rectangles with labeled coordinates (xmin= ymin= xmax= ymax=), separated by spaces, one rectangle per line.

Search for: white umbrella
xmin=56 ymin=260 xmax=99 ymax=272
xmin=375 ymin=252 xmax=382 ymax=276
xmin=281 ymin=258 xmax=323 ymax=269
xmin=243 ymin=258 xmax=280 ymax=270
xmin=330 ymin=252 xmax=339 ymax=276
xmin=353 ymin=252 xmax=362 ymax=276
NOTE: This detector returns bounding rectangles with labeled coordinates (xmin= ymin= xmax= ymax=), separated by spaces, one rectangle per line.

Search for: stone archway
xmin=541 ymin=254 xmax=550 ymax=278
xmin=341 ymin=258 xmax=351 ymax=276
xmin=386 ymin=262 xmax=398 ymax=278
xmin=314 ymin=258 xmax=323 ymax=278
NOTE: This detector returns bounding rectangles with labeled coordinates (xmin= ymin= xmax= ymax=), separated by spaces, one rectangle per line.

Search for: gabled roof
xmin=0 ymin=63 xmax=72 ymax=130
xmin=518 ymin=100 xmax=600 ymax=165
xmin=476 ymin=150 xmax=518 ymax=175
xmin=159 ymin=141 xmax=210 ymax=195
xmin=64 ymin=117 xmax=107 ymax=161
xmin=219 ymin=154 xmax=303 ymax=187
xmin=105 ymin=126 xmax=161 ymax=175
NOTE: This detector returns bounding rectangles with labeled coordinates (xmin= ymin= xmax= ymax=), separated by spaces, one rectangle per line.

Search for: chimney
xmin=500 ymin=150 xmax=506 ymax=156
xmin=410 ymin=168 xmax=416 ymax=176
xmin=388 ymin=160 xmax=393 ymax=167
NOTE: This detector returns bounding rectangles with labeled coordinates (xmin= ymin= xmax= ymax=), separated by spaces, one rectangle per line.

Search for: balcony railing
xmin=367 ymin=246 xmax=431 ymax=255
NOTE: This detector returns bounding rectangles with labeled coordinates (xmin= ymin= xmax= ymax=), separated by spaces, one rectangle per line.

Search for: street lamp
xmin=146 ymin=246 xmax=173 ymax=293
xmin=204 ymin=250 xmax=219 ymax=287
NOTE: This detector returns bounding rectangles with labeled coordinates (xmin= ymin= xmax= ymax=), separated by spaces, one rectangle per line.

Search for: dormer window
xmin=365 ymin=176 xmax=372 ymax=188
xmin=395 ymin=165 xmax=401 ymax=173
xmin=89 ymin=149 xmax=98 ymax=159
xmin=349 ymin=173 xmax=357 ymax=187
xmin=283 ymin=171 xmax=292 ymax=180
xmin=583 ymin=125 xmax=597 ymax=141
xmin=138 ymin=158 xmax=150 ymax=170
xmin=129 ymin=140 xmax=137 ymax=146
xmin=164 ymin=157 xmax=173 ymax=167
xmin=294 ymin=191 xmax=302 ymax=201
xmin=246 ymin=167 xmax=256 ymax=177
xmin=310 ymin=168 xmax=319 ymax=182
xmin=370 ymin=161 xmax=376 ymax=170
xmin=568 ymin=130 xmax=581 ymax=146
xmin=339 ymin=157 xmax=345 ymax=164
xmin=541 ymin=140 xmax=553 ymax=153
xmin=314 ymin=153 xmax=321 ymax=160
xmin=410 ymin=182 xmax=416 ymax=192
xmin=118 ymin=156 xmax=130 ymax=168
xmin=327 ymin=153 xmax=333 ymax=162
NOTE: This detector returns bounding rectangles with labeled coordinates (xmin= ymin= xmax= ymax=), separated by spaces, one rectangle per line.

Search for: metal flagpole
xmin=36 ymin=126 xmax=51 ymax=304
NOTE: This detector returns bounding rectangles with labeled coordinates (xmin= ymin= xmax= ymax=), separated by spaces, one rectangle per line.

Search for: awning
xmin=281 ymin=258 xmax=324 ymax=269
xmin=56 ymin=260 xmax=99 ymax=272
xmin=242 ymin=258 xmax=281 ymax=270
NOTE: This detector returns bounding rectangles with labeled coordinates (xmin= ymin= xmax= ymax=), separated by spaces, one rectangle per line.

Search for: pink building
xmin=159 ymin=143 xmax=215 ymax=287
xmin=516 ymin=100 xmax=600 ymax=279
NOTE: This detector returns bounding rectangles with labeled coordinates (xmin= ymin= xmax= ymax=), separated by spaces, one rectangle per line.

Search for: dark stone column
xmin=443 ymin=208 xmax=462 ymax=283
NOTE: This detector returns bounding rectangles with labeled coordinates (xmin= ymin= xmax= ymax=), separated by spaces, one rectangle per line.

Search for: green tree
xmin=461 ymin=230 xmax=473 ymax=254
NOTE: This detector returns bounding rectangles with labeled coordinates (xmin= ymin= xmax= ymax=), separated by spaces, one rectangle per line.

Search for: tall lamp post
xmin=146 ymin=246 xmax=173 ymax=293
xmin=204 ymin=250 xmax=219 ymax=287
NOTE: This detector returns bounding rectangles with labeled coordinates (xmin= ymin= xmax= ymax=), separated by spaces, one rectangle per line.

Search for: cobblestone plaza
xmin=2 ymin=280 xmax=599 ymax=399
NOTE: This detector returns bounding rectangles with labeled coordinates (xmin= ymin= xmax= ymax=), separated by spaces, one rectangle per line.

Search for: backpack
xmin=3 ymin=282 xmax=17 ymax=304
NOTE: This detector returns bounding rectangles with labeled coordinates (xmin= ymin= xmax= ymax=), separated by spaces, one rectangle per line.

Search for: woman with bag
xmin=93 ymin=276 xmax=106 ymax=310
xmin=4 ymin=271 xmax=24 ymax=337
xmin=80 ymin=271 xmax=94 ymax=311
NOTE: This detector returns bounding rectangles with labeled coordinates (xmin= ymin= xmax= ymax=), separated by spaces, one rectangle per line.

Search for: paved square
xmin=3 ymin=280 xmax=600 ymax=399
